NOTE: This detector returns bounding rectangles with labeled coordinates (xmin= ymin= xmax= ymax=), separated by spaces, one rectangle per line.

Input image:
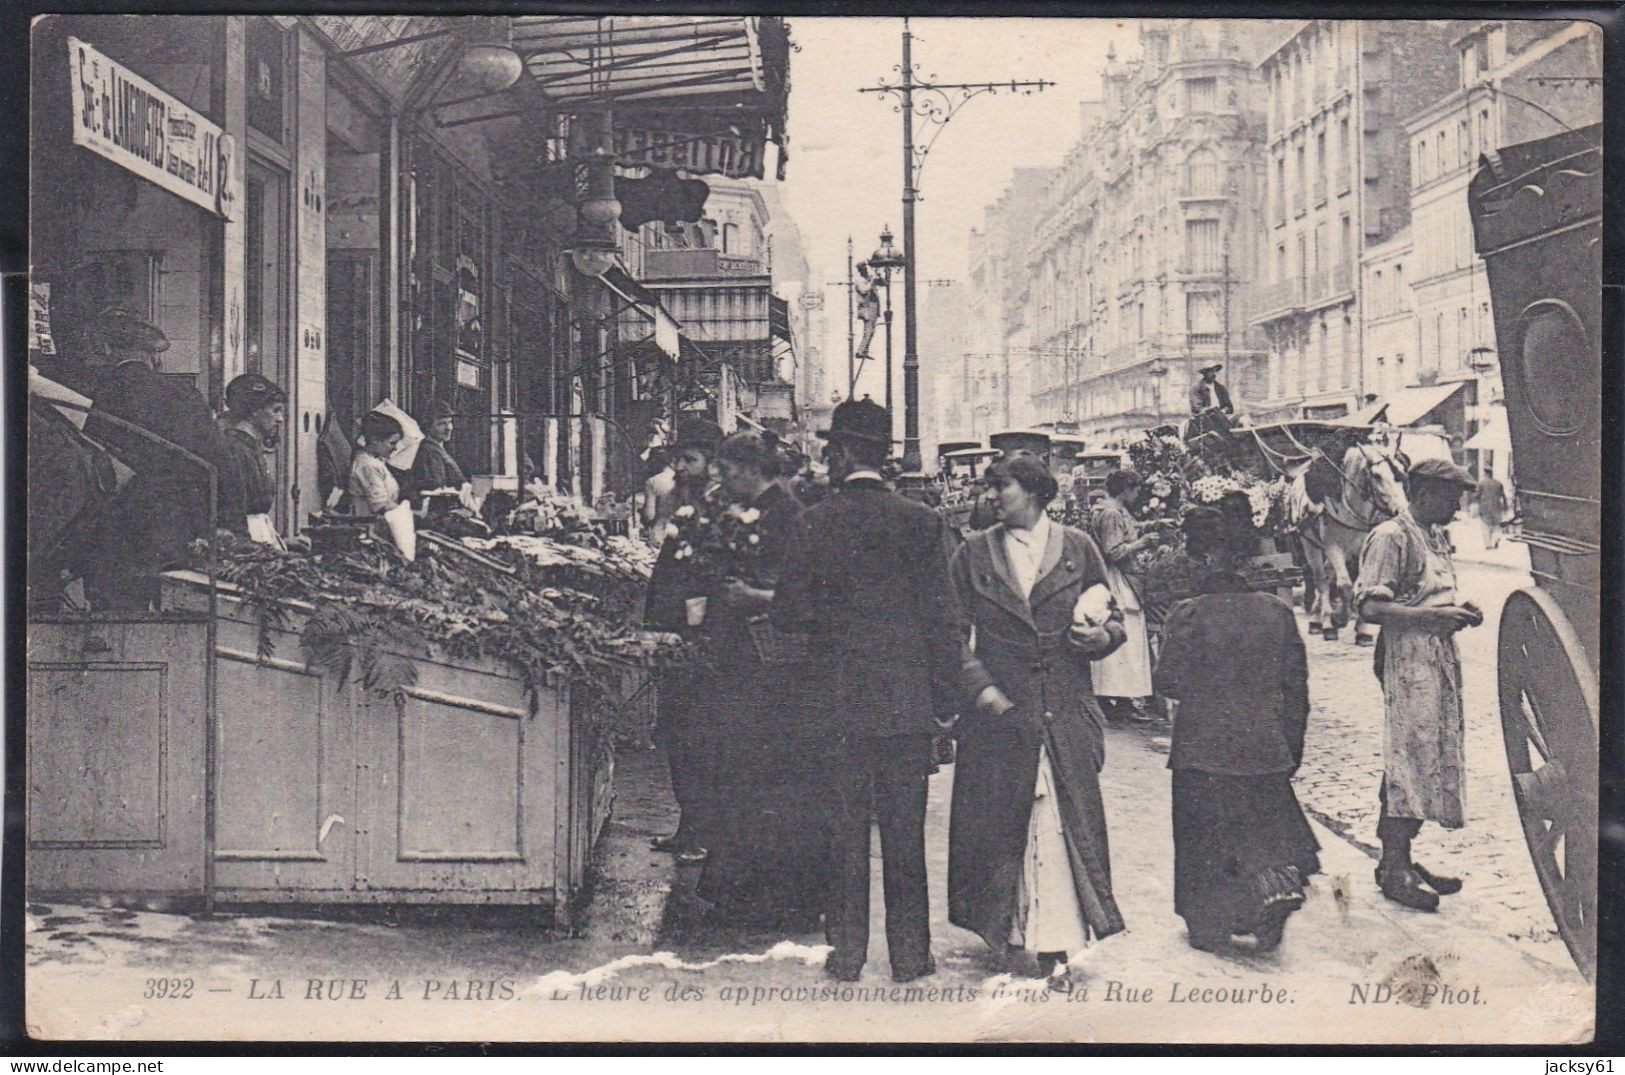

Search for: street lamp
xmin=858 ymin=20 xmax=1053 ymax=470
xmin=568 ymin=110 xmax=621 ymax=278
xmin=1467 ymin=345 xmax=1498 ymax=375
xmin=1148 ymin=357 xmax=1168 ymax=425
xmin=869 ymin=225 xmax=907 ymax=438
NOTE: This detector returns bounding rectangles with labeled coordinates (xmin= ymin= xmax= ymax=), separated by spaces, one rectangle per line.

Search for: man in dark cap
xmin=1189 ymin=363 xmax=1233 ymax=416
xmin=407 ymin=399 xmax=468 ymax=498
xmin=78 ymin=308 xmax=229 ymax=610
xmin=644 ymin=414 xmax=726 ymax=863
xmin=1356 ymin=458 xmax=1481 ymax=912
xmin=772 ymin=398 xmax=962 ymax=983
xmin=218 ymin=373 xmax=287 ymax=541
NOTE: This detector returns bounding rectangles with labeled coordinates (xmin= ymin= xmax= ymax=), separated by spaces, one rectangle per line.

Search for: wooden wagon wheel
xmin=1497 ymin=587 xmax=1598 ymax=979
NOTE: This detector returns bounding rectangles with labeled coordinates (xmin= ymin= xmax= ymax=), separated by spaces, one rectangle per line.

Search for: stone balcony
xmin=1253 ymin=277 xmax=1304 ymax=322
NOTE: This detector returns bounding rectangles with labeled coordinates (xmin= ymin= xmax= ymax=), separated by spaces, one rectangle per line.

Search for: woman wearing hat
xmin=1089 ymin=468 xmax=1163 ymax=720
xmin=948 ymin=452 xmax=1126 ymax=989
xmin=219 ymin=374 xmax=287 ymax=543
xmin=1155 ymin=507 xmax=1319 ymax=953
xmin=407 ymin=399 xmax=467 ymax=498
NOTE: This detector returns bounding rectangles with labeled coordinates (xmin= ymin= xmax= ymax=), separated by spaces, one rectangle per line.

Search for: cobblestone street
xmin=1288 ymin=520 xmax=1572 ymax=974
xmin=27 ymin=514 xmax=1592 ymax=1043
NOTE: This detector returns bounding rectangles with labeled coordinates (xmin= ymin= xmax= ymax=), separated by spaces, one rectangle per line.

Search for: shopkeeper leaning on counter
xmin=349 ymin=410 xmax=407 ymax=515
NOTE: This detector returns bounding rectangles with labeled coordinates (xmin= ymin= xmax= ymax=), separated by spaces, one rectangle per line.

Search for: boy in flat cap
xmin=1356 ymin=458 xmax=1482 ymax=912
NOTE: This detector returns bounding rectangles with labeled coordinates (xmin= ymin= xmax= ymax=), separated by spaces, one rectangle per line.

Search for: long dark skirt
xmin=697 ymin=657 xmax=835 ymax=927
xmin=1172 ymin=769 xmax=1321 ymax=935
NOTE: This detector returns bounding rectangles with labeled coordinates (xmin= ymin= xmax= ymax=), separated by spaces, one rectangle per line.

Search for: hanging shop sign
xmin=29 ymin=282 xmax=56 ymax=355
xmin=613 ymin=123 xmax=768 ymax=181
xmin=68 ymin=37 xmax=240 ymax=220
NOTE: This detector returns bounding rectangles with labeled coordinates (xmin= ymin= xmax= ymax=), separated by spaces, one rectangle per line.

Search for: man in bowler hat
xmin=772 ymin=399 xmax=963 ymax=982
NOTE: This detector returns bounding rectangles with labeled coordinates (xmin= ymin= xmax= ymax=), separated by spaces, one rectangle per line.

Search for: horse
xmin=1286 ymin=440 xmax=1409 ymax=643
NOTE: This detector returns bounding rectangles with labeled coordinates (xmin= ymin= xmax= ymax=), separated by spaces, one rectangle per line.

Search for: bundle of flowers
xmin=1136 ymin=534 xmax=1200 ymax=606
xmin=664 ymin=488 xmax=770 ymax=588
xmin=508 ymin=483 xmax=599 ymax=535
xmin=198 ymin=532 xmax=685 ymax=741
xmin=1189 ymin=473 xmax=1289 ymax=531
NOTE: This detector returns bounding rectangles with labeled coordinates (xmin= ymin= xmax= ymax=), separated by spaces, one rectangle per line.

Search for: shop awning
xmin=512 ymin=16 xmax=790 ymax=180
xmin=1370 ymin=382 xmax=1468 ymax=427
xmin=514 ymin=17 xmax=768 ymax=104
xmin=1464 ymin=407 xmax=1512 ymax=452
xmin=599 ymin=264 xmax=683 ymax=360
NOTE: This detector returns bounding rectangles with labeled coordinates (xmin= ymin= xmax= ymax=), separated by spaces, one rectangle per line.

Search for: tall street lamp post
xmin=859 ymin=18 xmax=1052 ymax=469
xmin=1149 ymin=357 xmax=1168 ymax=426
xmin=869 ymin=225 xmax=907 ymax=439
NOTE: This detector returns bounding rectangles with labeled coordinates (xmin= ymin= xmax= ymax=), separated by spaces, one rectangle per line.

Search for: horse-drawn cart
xmin=1469 ymin=124 xmax=1601 ymax=979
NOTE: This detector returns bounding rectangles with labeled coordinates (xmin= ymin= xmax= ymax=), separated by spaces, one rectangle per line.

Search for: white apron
xmin=1378 ymin=515 xmax=1466 ymax=827
xmin=1091 ymin=560 xmax=1153 ymax=698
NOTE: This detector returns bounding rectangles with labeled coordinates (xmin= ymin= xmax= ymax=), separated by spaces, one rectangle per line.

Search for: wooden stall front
xmin=26 ymin=574 xmax=621 ymax=925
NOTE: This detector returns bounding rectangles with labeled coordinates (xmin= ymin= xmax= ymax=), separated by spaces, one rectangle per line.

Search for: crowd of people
xmin=30 ymin=306 xmax=518 ymax=611
xmin=641 ymin=397 xmax=1485 ymax=988
xmin=34 ymin=306 xmax=1485 ymax=983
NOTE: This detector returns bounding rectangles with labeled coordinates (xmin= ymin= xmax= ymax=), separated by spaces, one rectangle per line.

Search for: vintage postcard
xmin=19 ymin=11 xmax=1601 ymax=1044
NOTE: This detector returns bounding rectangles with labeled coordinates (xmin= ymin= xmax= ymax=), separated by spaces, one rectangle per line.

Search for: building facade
xmin=1017 ymin=20 xmax=1280 ymax=445
xmin=1402 ymin=19 xmax=1601 ymax=476
xmin=1358 ymin=226 xmax=1418 ymax=417
xmin=634 ymin=178 xmax=799 ymax=435
xmin=961 ymin=166 xmax=1057 ymax=440
xmin=1252 ymin=20 xmax=1461 ymax=422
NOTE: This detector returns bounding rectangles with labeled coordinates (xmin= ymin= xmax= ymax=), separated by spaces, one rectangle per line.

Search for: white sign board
xmin=68 ymin=37 xmax=239 ymax=219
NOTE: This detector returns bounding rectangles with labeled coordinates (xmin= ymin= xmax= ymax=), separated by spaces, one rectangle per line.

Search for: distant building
xmin=634 ymin=178 xmax=796 ymax=433
xmin=1402 ymin=20 xmax=1600 ymax=477
xmin=1253 ymin=20 xmax=1462 ymax=421
xmin=1015 ymin=20 xmax=1285 ymax=445
xmin=964 ymin=167 xmax=1057 ymax=438
xmin=1359 ymin=227 xmax=1416 ymax=410
xmin=918 ymin=281 xmax=967 ymax=464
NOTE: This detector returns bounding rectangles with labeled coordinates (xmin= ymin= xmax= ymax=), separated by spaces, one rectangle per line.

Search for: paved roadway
xmin=1289 ymin=520 xmax=1570 ymax=974
xmin=25 ymin=521 xmax=1589 ymax=1042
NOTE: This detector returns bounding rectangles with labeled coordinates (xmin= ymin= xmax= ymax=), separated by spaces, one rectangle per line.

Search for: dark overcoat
xmin=947 ymin=522 xmax=1128 ymax=949
xmin=771 ymin=476 xmax=962 ymax=739
xmin=407 ymin=437 xmax=468 ymax=497
xmin=219 ymin=426 xmax=273 ymax=536
xmin=81 ymin=362 xmax=229 ymax=568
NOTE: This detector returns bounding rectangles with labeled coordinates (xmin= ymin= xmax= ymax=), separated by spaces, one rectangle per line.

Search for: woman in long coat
xmin=696 ymin=432 xmax=831 ymax=925
xmin=948 ymin=454 xmax=1127 ymax=988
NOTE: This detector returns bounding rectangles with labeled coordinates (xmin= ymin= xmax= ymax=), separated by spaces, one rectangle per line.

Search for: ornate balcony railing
xmin=1330 ymin=262 xmax=1353 ymax=295
xmin=1254 ymin=277 xmax=1304 ymax=319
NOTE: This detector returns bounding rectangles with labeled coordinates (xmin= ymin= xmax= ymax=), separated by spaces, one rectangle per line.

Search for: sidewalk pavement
xmin=28 ymin=721 xmax=1591 ymax=1042
xmin=1447 ymin=514 xmax=1533 ymax=574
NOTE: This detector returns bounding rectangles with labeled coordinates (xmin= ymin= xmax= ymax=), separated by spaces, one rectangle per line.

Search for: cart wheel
xmin=1497 ymin=587 xmax=1598 ymax=979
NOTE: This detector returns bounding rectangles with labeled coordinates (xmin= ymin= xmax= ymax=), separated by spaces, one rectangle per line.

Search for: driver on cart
xmin=1186 ymin=363 xmax=1236 ymax=445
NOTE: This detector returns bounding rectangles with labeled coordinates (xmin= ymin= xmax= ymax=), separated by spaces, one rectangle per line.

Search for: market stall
xmin=28 ymin=479 xmax=675 ymax=923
